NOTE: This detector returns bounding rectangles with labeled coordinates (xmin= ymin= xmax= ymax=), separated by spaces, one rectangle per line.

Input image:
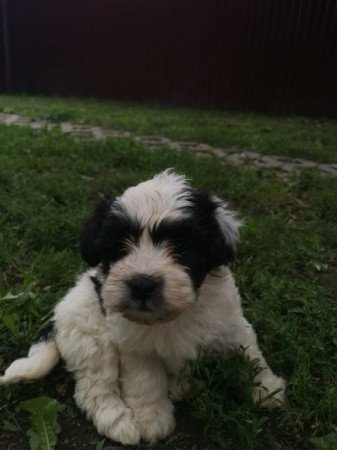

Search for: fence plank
xmin=2 ymin=0 xmax=337 ymax=115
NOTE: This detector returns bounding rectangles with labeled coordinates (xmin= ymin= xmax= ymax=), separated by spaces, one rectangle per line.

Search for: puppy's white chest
xmin=109 ymin=314 xmax=200 ymax=362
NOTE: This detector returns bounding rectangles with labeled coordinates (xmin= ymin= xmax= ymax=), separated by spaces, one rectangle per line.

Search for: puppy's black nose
xmin=127 ymin=275 xmax=161 ymax=301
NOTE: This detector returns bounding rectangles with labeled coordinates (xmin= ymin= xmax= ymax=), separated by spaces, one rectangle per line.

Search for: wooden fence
xmin=1 ymin=0 xmax=337 ymax=115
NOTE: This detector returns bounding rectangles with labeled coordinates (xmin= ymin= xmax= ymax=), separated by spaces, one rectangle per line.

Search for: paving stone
xmin=194 ymin=149 xmax=214 ymax=156
xmin=0 ymin=112 xmax=9 ymax=121
xmin=104 ymin=130 xmax=124 ymax=138
xmin=180 ymin=141 xmax=200 ymax=147
xmin=223 ymin=146 xmax=242 ymax=154
xmin=260 ymin=155 xmax=281 ymax=163
xmin=157 ymin=138 xmax=169 ymax=145
xmin=143 ymin=136 xmax=173 ymax=146
xmin=15 ymin=117 xmax=31 ymax=125
xmin=71 ymin=131 xmax=93 ymax=136
xmin=5 ymin=114 xmax=20 ymax=125
xmin=71 ymin=125 xmax=94 ymax=133
xmin=257 ymin=161 xmax=283 ymax=169
xmin=193 ymin=143 xmax=213 ymax=152
xmin=138 ymin=135 xmax=164 ymax=144
xmin=244 ymin=150 xmax=262 ymax=160
xmin=271 ymin=157 xmax=287 ymax=164
xmin=160 ymin=137 xmax=173 ymax=145
xmin=280 ymin=163 xmax=296 ymax=173
xmin=73 ymin=124 xmax=93 ymax=130
xmin=139 ymin=137 xmax=160 ymax=142
xmin=226 ymin=153 xmax=246 ymax=165
xmin=61 ymin=123 xmax=74 ymax=132
xmin=91 ymin=127 xmax=105 ymax=139
xmin=15 ymin=122 xmax=31 ymax=126
xmin=138 ymin=134 xmax=161 ymax=140
xmin=139 ymin=140 xmax=162 ymax=147
xmin=258 ymin=155 xmax=283 ymax=168
xmin=167 ymin=142 xmax=182 ymax=151
xmin=294 ymin=158 xmax=318 ymax=168
xmin=212 ymin=148 xmax=227 ymax=158
xmin=317 ymin=164 xmax=337 ymax=176
xmin=30 ymin=121 xmax=47 ymax=129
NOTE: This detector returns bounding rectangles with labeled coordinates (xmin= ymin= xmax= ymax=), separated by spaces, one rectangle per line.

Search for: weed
xmin=20 ymin=396 xmax=65 ymax=450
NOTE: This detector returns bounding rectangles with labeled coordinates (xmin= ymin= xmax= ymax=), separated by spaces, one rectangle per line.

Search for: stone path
xmin=1 ymin=112 xmax=336 ymax=178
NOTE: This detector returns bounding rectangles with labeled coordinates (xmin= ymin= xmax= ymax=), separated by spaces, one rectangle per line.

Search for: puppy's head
xmin=81 ymin=170 xmax=241 ymax=325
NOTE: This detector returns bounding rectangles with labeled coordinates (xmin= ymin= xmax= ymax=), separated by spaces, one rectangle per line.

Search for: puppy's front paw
xmin=96 ymin=406 xmax=141 ymax=445
xmin=253 ymin=374 xmax=286 ymax=409
xmin=135 ymin=400 xmax=175 ymax=444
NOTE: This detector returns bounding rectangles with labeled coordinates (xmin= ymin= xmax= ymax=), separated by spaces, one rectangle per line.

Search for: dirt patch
xmin=0 ymin=368 xmax=205 ymax=450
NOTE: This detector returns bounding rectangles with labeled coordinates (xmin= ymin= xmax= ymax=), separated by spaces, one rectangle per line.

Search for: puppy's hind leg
xmin=120 ymin=353 xmax=175 ymax=444
xmin=226 ymin=316 xmax=286 ymax=408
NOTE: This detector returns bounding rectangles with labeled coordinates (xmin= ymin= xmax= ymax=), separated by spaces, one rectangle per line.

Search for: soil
xmin=0 ymin=367 xmax=206 ymax=450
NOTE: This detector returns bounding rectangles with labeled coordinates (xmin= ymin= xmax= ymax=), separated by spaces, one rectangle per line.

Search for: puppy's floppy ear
xmin=211 ymin=195 xmax=242 ymax=265
xmin=80 ymin=195 xmax=115 ymax=266
xmin=190 ymin=189 xmax=242 ymax=267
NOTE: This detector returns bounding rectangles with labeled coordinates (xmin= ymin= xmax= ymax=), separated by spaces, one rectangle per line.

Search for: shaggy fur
xmin=0 ymin=170 xmax=286 ymax=445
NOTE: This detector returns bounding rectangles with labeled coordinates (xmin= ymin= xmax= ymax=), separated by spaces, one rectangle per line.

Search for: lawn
xmin=0 ymin=98 xmax=336 ymax=450
xmin=0 ymin=94 xmax=337 ymax=163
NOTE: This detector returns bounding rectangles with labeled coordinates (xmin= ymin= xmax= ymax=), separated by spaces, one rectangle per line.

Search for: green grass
xmin=0 ymin=94 xmax=337 ymax=163
xmin=0 ymin=106 xmax=336 ymax=449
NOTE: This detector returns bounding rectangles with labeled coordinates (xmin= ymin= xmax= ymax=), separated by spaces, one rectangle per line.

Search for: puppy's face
xmin=81 ymin=171 xmax=241 ymax=325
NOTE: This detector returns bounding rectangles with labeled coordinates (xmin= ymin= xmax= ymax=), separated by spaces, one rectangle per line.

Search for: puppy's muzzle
xmin=126 ymin=275 xmax=163 ymax=311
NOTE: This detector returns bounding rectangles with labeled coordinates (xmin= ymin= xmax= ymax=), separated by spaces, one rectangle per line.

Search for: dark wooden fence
xmin=1 ymin=0 xmax=337 ymax=115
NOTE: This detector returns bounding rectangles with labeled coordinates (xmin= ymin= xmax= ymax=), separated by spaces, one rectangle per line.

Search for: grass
xmin=0 ymin=99 xmax=336 ymax=449
xmin=0 ymin=94 xmax=337 ymax=163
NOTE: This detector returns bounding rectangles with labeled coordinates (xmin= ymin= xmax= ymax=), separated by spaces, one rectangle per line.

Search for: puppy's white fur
xmin=0 ymin=171 xmax=286 ymax=445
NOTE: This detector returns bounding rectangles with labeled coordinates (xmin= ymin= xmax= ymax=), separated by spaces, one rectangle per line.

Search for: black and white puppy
xmin=0 ymin=170 xmax=286 ymax=445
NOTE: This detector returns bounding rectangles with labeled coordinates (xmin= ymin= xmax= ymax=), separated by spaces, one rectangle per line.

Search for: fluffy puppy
xmin=0 ymin=170 xmax=286 ymax=445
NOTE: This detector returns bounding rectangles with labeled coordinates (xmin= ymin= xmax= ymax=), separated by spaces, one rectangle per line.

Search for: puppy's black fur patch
xmin=81 ymin=196 xmax=142 ymax=269
xmin=151 ymin=189 xmax=235 ymax=289
xmin=33 ymin=324 xmax=55 ymax=345
xmin=80 ymin=195 xmax=115 ymax=266
xmin=188 ymin=189 xmax=235 ymax=266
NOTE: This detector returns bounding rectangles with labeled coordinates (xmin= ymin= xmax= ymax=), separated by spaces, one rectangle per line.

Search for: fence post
xmin=1 ymin=0 xmax=12 ymax=92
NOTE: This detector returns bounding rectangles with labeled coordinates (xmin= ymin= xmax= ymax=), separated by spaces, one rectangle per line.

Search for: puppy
xmin=0 ymin=170 xmax=286 ymax=445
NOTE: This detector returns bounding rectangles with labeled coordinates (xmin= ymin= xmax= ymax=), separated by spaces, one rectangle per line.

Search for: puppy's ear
xmin=190 ymin=189 xmax=242 ymax=267
xmin=80 ymin=195 xmax=115 ymax=266
xmin=211 ymin=195 xmax=242 ymax=266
